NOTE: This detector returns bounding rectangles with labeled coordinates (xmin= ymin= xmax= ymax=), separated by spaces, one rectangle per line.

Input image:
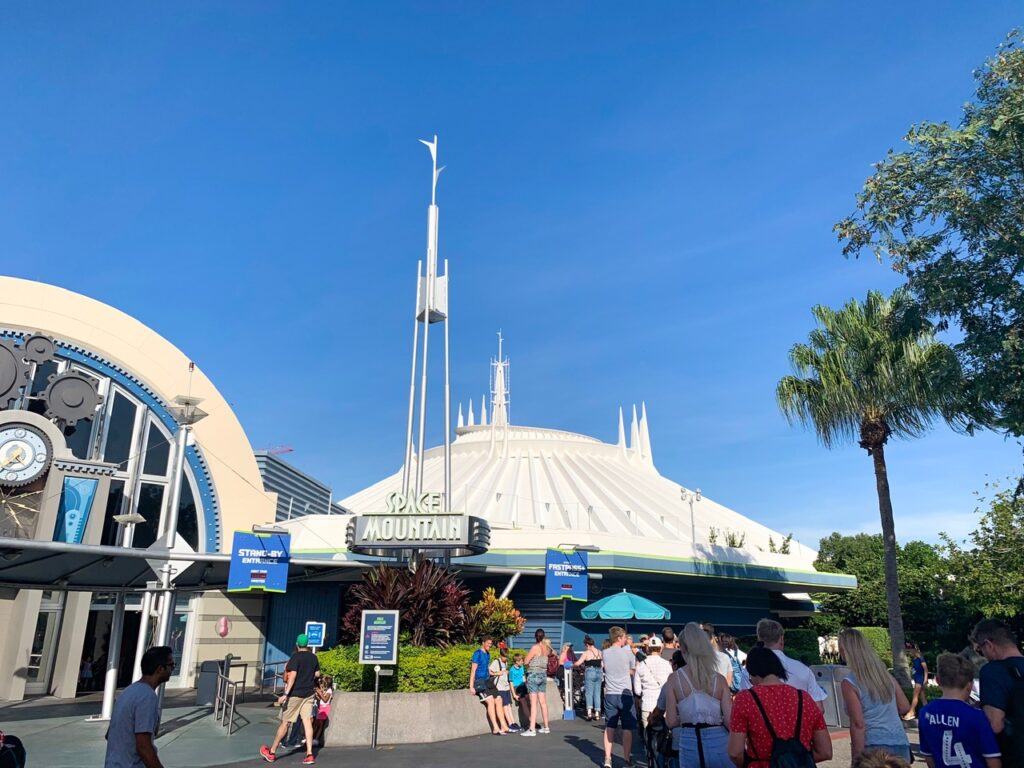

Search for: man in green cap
xmin=260 ymin=633 xmax=321 ymax=764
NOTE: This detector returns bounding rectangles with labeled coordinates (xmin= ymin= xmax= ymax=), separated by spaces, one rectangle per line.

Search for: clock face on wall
xmin=0 ymin=423 xmax=52 ymax=487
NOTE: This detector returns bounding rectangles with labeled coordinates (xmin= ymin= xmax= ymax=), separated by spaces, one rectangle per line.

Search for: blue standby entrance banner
xmin=545 ymin=548 xmax=588 ymax=601
xmin=227 ymin=531 xmax=290 ymax=593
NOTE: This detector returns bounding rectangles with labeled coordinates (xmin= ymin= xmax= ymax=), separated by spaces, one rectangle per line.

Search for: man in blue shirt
xmin=919 ymin=653 xmax=1000 ymax=768
xmin=470 ymin=636 xmax=509 ymax=735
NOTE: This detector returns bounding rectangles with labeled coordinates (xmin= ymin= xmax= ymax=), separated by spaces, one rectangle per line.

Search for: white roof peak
xmin=639 ymin=400 xmax=654 ymax=468
xmin=630 ymin=404 xmax=640 ymax=456
xmin=490 ymin=331 xmax=509 ymax=428
xmin=480 ymin=394 xmax=488 ymax=426
xmin=617 ymin=407 xmax=626 ymax=454
xmin=467 ymin=399 xmax=476 ymax=427
xmin=457 ymin=403 xmax=464 ymax=429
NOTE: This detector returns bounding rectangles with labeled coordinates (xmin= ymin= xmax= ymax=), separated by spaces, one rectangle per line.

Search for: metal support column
xmin=88 ymin=591 xmax=125 ymax=722
xmin=133 ymin=585 xmax=156 ymax=681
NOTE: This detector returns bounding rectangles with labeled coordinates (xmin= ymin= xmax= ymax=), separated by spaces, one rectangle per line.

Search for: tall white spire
xmin=630 ymin=404 xmax=640 ymax=456
xmin=491 ymin=331 xmax=509 ymax=428
xmin=617 ymin=407 xmax=626 ymax=456
xmin=467 ymin=399 xmax=476 ymax=427
xmin=457 ymin=403 xmax=464 ymax=429
xmin=640 ymin=401 xmax=654 ymax=467
xmin=480 ymin=394 xmax=488 ymax=426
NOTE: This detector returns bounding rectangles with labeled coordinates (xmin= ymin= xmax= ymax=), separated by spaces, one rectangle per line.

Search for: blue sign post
xmin=227 ymin=531 xmax=290 ymax=593
xmin=545 ymin=548 xmax=589 ymax=601
xmin=304 ymin=621 xmax=326 ymax=649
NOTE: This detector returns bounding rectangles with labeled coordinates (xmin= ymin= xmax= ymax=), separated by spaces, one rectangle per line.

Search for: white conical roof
xmin=330 ymin=418 xmax=817 ymax=569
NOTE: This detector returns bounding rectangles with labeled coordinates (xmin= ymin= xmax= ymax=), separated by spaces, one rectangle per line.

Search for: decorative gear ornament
xmin=22 ymin=334 xmax=56 ymax=364
xmin=0 ymin=339 xmax=31 ymax=410
xmin=43 ymin=371 xmax=102 ymax=426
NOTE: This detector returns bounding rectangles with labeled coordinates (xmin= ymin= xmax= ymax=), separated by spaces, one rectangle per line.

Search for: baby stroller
xmin=644 ymin=720 xmax=672 ymax=768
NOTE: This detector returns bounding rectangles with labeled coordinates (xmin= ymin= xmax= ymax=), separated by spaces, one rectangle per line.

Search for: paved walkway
xmin=1 ymin=691 xmax=919 ymax=768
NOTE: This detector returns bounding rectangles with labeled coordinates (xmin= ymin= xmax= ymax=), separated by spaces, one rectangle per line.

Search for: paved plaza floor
xmin=1 ymin=690 xmax=919 ymax=768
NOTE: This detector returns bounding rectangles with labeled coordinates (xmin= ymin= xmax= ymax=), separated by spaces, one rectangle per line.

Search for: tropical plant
xmin=469 ymin=587 xmax=526 ymax=641
xmin=724 ymin=530 xmax=746 ymax=548
xmin=339 ymin=560 xmax=471 ymax=648
xmin=777 ymin=288 xmax=965 ymax=685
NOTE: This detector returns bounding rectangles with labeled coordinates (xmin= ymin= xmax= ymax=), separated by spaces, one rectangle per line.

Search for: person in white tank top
xmin=664 ymin=623 xmax=734 ymax=768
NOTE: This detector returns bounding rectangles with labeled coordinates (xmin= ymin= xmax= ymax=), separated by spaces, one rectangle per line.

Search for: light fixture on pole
xmin=680 ymin=487 xmax=702 ymax=546
xmin=153 ymin=393 xmax=207 ymax=692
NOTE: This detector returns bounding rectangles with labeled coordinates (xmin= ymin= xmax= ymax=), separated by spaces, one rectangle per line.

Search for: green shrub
xmin=854 ymin=626 xmax=892 ymax=668
xmin=783 ymin=629 xmax=820 ymax=666
xmin=737 ymin=635 xmax=759 ymax=652
xmin=316 ymin=643 xmax=482 ymax=693
xmin=397 ymin=644 xmax=478 ymax=692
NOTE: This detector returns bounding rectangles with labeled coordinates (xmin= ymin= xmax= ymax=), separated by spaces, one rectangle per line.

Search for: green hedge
xmin=735 ymin=631 xmax=819 ymax=665
xmin=783 ymin=629 xmax=820 ymax=666
xmin=854 ymin=627 xmax=892 ymax=668
xmin=316 ymin=644 xmax=481 ymax=693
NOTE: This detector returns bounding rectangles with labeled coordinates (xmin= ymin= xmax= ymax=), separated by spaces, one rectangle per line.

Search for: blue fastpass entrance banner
xmin=545 ymin=548 xmax=588 ymax=601
xmin=228 ymin=531 xmax=290 ymax=593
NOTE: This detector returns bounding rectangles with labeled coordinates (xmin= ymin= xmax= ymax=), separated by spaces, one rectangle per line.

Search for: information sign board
xmin=359 ymin=610 xmax=399 ymax=665
xmin=304 ymin=621 xmax=326 ymax=649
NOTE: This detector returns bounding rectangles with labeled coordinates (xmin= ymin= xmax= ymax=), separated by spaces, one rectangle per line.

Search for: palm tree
xmin=777 ymin=288 xmax=965 ymax=685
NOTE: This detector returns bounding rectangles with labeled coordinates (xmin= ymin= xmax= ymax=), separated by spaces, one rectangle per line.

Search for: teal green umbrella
xmin=579 ymin=589 xmax=671 ymax=621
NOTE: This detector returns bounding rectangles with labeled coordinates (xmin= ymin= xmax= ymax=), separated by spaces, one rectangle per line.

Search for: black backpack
xmin=0 ymin=732 xmax=26 ymax=768
xmin=1005 ymin=663 xmax=1024 ymax=768
xmin=749 ymin=688 xmax=816 ymax=768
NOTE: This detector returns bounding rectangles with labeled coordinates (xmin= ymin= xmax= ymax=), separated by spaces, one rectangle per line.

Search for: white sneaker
xmin=520 ymin=730 xmax=536 ymax=737
xmin=538 ymin=726 xmax=551 ymax=734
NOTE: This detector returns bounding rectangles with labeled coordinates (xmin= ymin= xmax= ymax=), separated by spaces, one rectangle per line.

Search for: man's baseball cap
xmin=296 ymin=633 xmax=309 ymax=647
xmin=647 ymin=636 xmax=663 ymax=648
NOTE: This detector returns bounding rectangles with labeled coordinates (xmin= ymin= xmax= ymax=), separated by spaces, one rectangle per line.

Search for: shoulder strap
xmin=795 ymin=687 xmax=804 ymax=740
xmin=749 ymin=688 xmax=779 ymax=742
xmin=674 ymin=669 xmax=686 ymax=700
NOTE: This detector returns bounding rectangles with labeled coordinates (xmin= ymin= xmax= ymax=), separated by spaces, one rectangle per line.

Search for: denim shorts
xmin=526 ymin=671 xmax=547 ymax=694
xmin=603 ymin=692 xmax=637 ymax=730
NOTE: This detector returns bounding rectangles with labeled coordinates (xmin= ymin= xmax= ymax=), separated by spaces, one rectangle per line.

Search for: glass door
xmin=25 ymin=591 xmax=64 ymax=695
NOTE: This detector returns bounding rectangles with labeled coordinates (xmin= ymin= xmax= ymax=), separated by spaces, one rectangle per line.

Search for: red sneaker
xmin=259 ymin=745 xmax=276 ymax=763
xmin=302 ymin=756 xmax=316 ymax=765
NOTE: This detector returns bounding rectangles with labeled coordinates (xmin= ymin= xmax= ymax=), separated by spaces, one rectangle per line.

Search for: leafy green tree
xmin=836 ymin=31 xmax=1024 ymax=440
xmin=810 ymin=533 xmax=948 ymax=642
xmin=777 ymin=289 xmax=964 ymax=684
xmin=941 ymin=479 xmax=1024 ymax=634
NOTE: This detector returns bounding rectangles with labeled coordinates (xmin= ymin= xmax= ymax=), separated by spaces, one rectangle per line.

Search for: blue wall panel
xmin=264 ymin=583 xmax=340 ymax=667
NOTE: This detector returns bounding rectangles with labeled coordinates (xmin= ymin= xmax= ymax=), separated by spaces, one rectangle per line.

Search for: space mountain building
xmin=276 ymin=136 xmax=855 ymax=652
xmin=283 ymin=347 xmax=856 ymax=649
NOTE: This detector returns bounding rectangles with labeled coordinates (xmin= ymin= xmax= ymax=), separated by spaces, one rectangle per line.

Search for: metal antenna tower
xmin=401 ymin=136 xmax=452 ymax=512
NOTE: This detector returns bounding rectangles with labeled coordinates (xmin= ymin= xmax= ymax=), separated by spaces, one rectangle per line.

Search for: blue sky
xmin=1 ymin=4 xmax=1020 ymax=548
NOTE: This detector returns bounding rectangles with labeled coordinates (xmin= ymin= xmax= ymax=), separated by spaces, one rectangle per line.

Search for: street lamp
xmin=680 ymin=488 xmax=702 ymax=545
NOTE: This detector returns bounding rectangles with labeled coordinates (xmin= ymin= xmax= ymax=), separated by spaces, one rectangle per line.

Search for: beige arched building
xmin=0 ymin=276 xmax=277 ymax=699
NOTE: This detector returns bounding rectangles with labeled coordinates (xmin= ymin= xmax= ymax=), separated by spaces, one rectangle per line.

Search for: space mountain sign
xmin=345 ymin=491 xmax=490 ymax=558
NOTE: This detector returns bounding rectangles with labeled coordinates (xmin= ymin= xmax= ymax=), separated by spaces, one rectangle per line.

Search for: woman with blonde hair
xmin=664 ymin=622 xmax=733 ymax=768
xmin=838 ymin=628 xmax=911 ymax=762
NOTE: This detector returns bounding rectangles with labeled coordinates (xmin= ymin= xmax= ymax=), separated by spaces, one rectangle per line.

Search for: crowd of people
xmin=97 ymin=616 xmax=1024 ymax=767
xmin=468 ymin=617 xmax=1024 ymax=768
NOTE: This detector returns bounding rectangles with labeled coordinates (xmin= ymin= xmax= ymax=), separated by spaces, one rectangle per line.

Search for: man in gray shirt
xmin=105 ymin=645 xmax=174 ymax=768
xmin=602 ymin=626 xmax=637 ymax=768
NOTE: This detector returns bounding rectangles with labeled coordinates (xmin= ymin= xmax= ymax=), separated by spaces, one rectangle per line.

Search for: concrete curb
xmin=325 ymin=681 xmax=564 ymax=746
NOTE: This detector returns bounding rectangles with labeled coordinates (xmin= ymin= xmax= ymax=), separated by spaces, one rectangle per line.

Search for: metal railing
xmin=213 ymin=673 xmax=242 ymax=735
xmin=258 ymin=660 xmax=287 ymax=697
